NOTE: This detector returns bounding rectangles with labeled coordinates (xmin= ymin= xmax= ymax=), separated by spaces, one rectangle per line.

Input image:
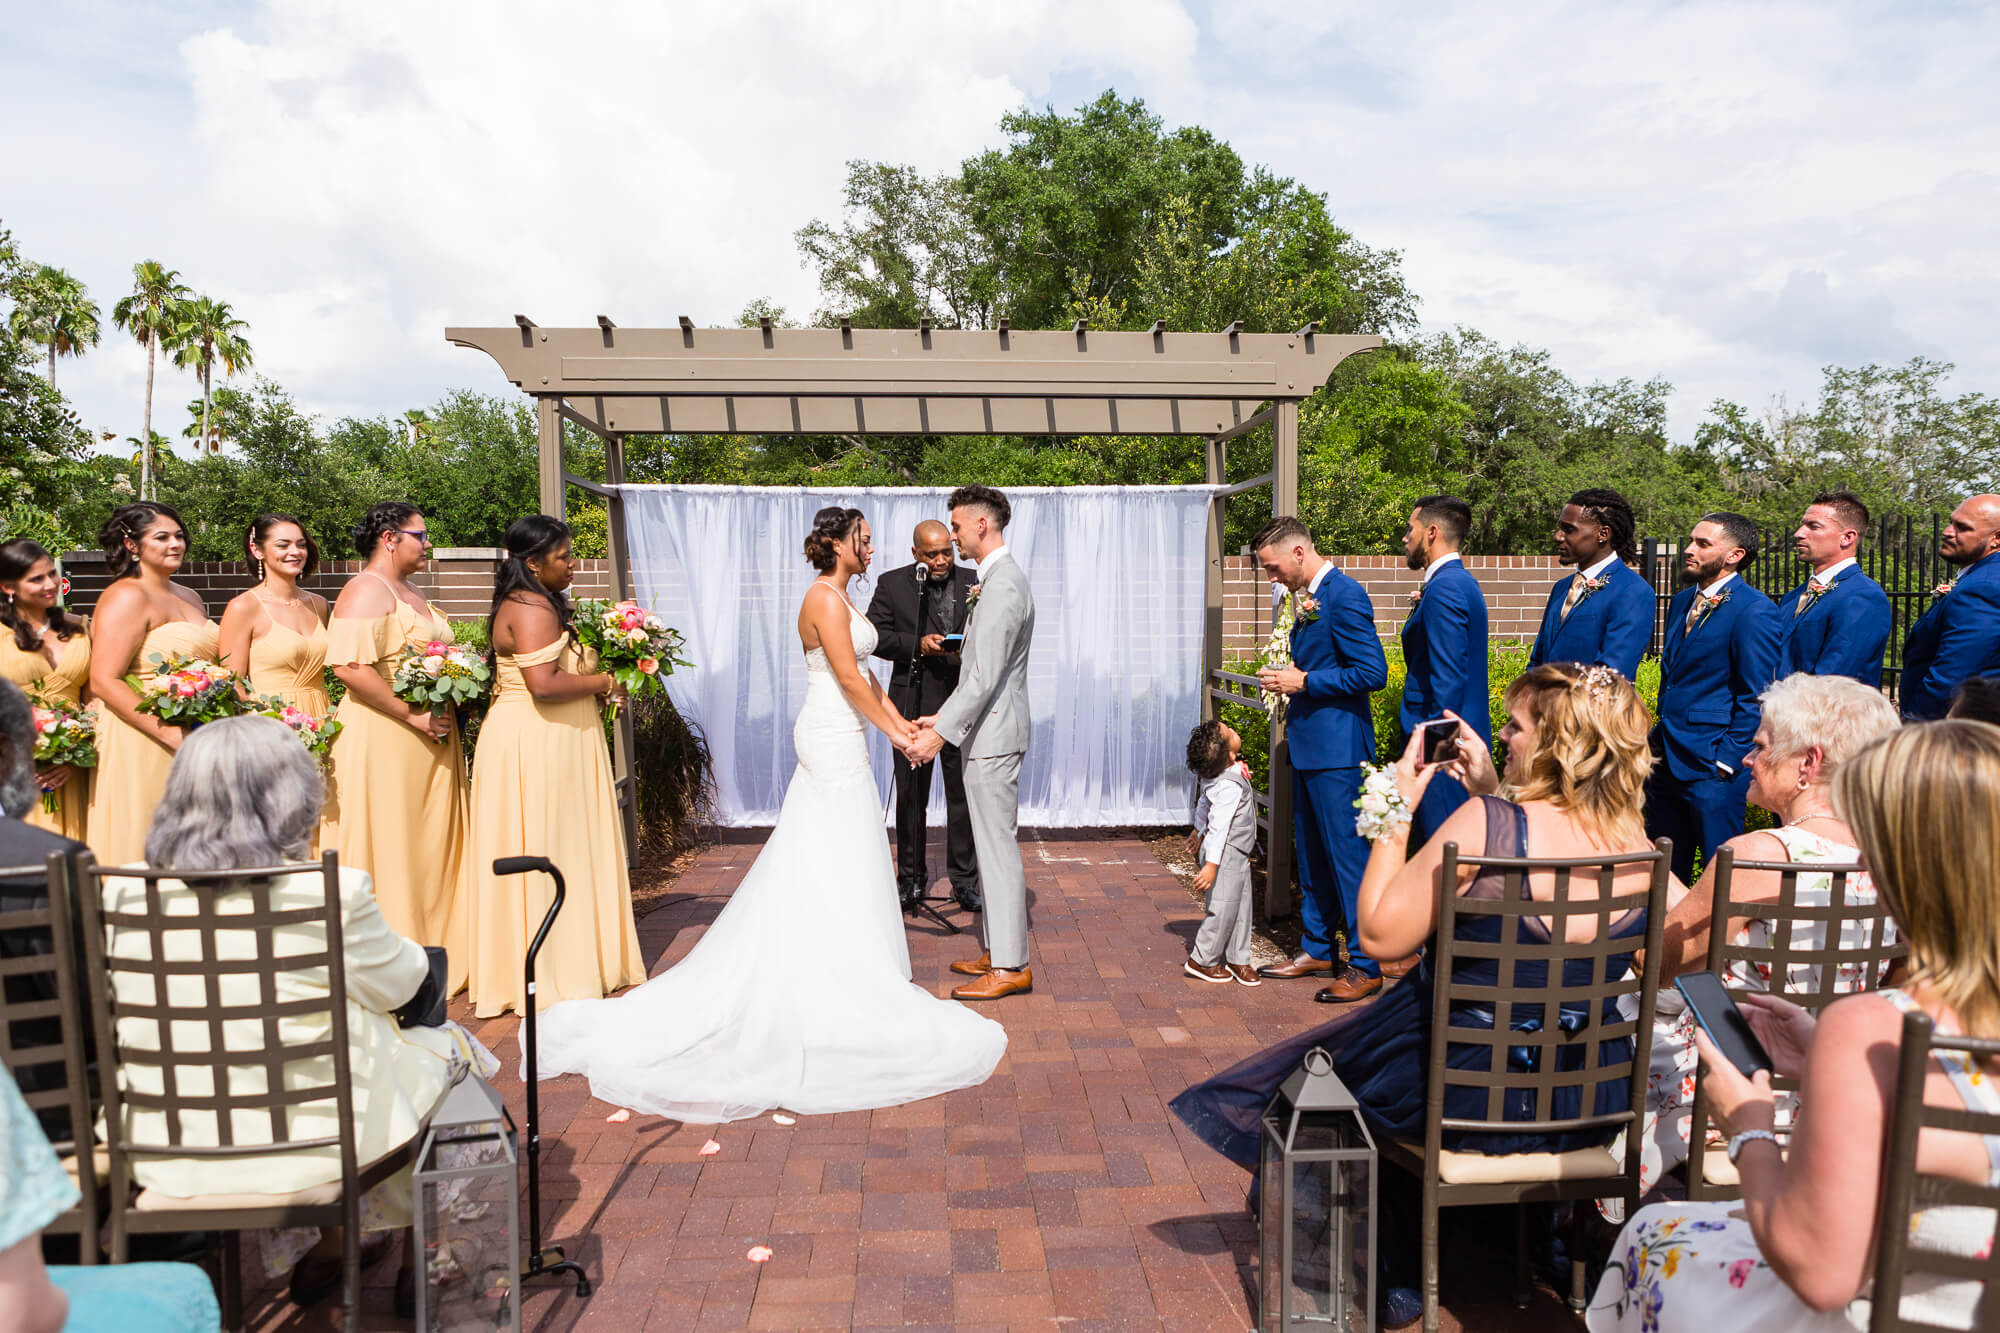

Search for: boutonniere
xmin=1692 ymin=588 xmax=1733 ymax=628
xmin=965 ymin=582 xmax=982 ymax=613
xmin=1294 ymin=592 xmax=1321 ymax=624
xmin=1408 ymin=586 xmax=1424 ymax=608
xmin=1579 ymin=574 xmax=1610 ymax=596
xmin=1934 ymin=579 xmax=1957 ymax=598
xmin=1797 ymin=577 xmax=1836 ymax=612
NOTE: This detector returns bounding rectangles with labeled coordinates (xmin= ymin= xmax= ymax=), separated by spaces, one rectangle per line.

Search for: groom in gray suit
xmin=907 ymin=485 xmax=1036 ymax=1001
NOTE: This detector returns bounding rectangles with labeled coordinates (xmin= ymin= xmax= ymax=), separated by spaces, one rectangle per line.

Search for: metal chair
xmin=1685 ymin=847 xmax=1905 ymax=1199
xmin=75 ymin=849 xmax=424 ymax=1331
xmin=0 ymin=849 xmax=102 ymax=1261
xmin=1866 ymin=1009 xmax=2000 ymax=1332
xmin=1379 ymin=837 xmax=1670 ymax=1333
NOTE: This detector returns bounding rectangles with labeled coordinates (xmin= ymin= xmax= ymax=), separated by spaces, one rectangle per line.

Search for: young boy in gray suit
xmin=1183 ymin=720 xmax=1261 ymax=986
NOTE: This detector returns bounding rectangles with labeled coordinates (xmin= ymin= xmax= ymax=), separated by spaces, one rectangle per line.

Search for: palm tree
xmin=7 ymin=265 xmax=101 ymax=388
xmin=171 ymin=295 xmax=253 ymax=458
xmin=112 ymin=261 xmax=190 ymax=500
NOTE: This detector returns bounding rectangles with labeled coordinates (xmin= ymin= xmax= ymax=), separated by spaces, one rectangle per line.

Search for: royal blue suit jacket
xmin=1899 ymin=549 xmax=2000 ymax=719
xmin=1653 ymin=580 xmax=1781 ymax=782
xmin=1285 ymin=564 xmax=1389 ymax=771
xmin=1528 ymin=561 xmax=1655 ymax=679
xmin=1398 ymin=559 xmax=1493 ymax=746
xmin=1774 ymin=565 xmax=1891 ymax=685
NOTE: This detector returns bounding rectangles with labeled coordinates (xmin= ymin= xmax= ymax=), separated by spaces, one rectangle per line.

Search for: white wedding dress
xmin=531 ymin=599 xmax=1008 ymax=1122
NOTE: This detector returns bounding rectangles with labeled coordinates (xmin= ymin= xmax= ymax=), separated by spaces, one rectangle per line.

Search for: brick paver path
xmin=246 ymin=832 xmax=1579 ymax=1330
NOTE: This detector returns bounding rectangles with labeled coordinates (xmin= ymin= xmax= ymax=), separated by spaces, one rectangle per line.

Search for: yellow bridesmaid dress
xmin=0 ymin=628 xmax=92 ymax=843
xmin=245 ymin=609 xmax=331 ymax=719
xmin=467 ymin=638 xmax=645 ymax=1016
xmin=86 ymin=619 xmax=221 ymax=866
xmin=322 ymin=587 xmax=470 ymax=992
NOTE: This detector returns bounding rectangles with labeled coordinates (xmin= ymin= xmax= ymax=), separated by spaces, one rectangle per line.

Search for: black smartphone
xmin=940 ymin=633 xmax=965 ymax=651
xmin=1674 ymin=971 xmax=1774 ymax=1077
xmin=1420 ymin=719 xmax=1459 ymax=766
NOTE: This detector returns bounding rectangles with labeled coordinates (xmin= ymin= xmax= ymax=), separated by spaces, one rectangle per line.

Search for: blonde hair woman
xmin=1591 ymin=720 xmax=2000 ymax=1331
xmin=1172 ymin=663 xmax=1661 ymax=1328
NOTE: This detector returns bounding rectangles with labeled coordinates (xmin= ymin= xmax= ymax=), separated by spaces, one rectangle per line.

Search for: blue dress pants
xmin=1645 ymin=767 xmax=1751 ymax=883
xmin=1292 ymin=765 xmax=1376 ymax=976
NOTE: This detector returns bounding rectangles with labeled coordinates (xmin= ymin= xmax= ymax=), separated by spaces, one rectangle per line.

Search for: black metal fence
xmin=1638 ymin=514 xmax=1946 ymax=696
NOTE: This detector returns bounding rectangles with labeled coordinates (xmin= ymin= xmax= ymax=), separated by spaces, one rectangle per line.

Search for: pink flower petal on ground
xmin=745 ymin=1246 xmax=773 ymax=1263
xmin=772 ymin=1112 xmax=796 ymax=1126
xmin=698 ymin=1139 xmax=721 ymax=1156
xmin=604 ymin=1108 xmax=631 ymax=1123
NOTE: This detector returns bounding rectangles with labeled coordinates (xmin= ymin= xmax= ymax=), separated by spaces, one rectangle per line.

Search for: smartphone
xmin=1419 ymin=719 xmax=1459 ymax=766
xmin=1674 ymin=971 xmax=1774 ymax=1077
xmin=940 ymin=633 xmax=965 ymax=651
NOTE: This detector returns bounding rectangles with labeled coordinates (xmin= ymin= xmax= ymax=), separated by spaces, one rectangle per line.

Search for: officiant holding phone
xmin=866 ymin=520 xmax=982 ymax=912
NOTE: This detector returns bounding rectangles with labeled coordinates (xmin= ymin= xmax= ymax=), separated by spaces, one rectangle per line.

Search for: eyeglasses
xmin=397 ymin=528 xmax=431 ymax=543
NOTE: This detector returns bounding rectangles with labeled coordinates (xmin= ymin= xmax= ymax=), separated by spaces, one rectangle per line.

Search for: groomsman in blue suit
xmin=1250 ymin=516 xmax=1395 ymax=1003
xmin=1774 ymin=490 xmax=1892 ymax=684
xmin=1397 ymin=495 xmax=1490 ymax=843
xmin=1528 ymin=488 xmax=1655 ymax=678
xmin=1899 ymin=494 xmax=2000 ymax=719
xmin=1648 ymin=512 xmax=1781 ymax=882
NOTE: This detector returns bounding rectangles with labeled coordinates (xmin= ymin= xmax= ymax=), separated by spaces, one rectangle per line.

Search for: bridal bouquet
xmin=390 ymin=639 xmax=492 ymax=722
xmin=253 ymin=697 xmax=343 ymax=764
xmin=29 ymin=694 xmax=97 ymax=814
xmin=570 ymin=598 xmax=690 ymax=714
xmin=128 ymin=655 xmax=246 ymax=729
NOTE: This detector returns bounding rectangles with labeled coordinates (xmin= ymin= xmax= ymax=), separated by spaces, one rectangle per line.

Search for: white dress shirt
xmin=1422 ymin=551 xmax=1462 ymax=585
xmin=975 ymin=543 xmax=1011 ymax=581
xmin=1809 ymin=556 xmax=1856 ymax=587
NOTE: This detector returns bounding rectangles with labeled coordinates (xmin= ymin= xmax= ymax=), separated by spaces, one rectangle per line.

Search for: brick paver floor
xmin=245 ymin=832 xmax=1584 ymax=1330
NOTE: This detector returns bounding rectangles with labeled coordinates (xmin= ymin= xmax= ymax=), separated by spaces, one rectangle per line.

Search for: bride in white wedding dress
xmin=532 ymin=507 xmax=1008 ymax=1122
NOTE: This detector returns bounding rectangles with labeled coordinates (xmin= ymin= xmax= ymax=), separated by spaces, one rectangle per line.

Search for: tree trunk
xmin=48 ymin=342 xmax=56 ymax=387
xmin=200 ymin=357 xmax=213 ymax=454
xmin=141 ymin=332 xmax=156 ymax=500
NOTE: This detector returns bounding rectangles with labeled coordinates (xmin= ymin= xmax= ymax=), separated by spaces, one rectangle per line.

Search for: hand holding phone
xmin=1675 ymin=971 xmax=1774 ymax=1077
xmin=940 ymin=632 xmax=965 ymax=652
xmin=1419 ymin=718 xmax=1460 ymax=767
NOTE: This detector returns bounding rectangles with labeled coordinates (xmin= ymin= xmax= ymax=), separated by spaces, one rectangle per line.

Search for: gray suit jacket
xmin=933 ymin=551 xmax=1034 ymax=759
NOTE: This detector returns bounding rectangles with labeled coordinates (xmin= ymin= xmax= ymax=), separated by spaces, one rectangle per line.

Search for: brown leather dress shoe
xmin=1313 ymin=967 xmax=1384 ymax=1004
xmin=951 ymin=967 xmax=1031 ymax=1000
xmin=1227 ymin=963 xmax=1262 ymax=987
xmin=1380 ymin=953 xmax=1422 ymax=980
xmin=1183 ymin=958 xmax=1231 ymax=983
xmin=1257 ymin=953 xmax=1336 ymax=980
xmin=950 ymin=952 xmax=992 ymax=977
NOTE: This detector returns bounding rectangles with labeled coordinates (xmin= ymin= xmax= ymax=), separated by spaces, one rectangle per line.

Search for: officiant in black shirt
xmin=866 ymin=520 xmax=981 ymax=912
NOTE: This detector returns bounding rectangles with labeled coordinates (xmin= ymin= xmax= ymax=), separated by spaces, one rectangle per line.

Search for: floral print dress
xmin=1587 ymin=990 xmax=2000 ymax=1332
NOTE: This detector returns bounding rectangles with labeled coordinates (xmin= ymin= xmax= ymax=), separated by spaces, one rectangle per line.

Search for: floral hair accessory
xmin=1575 ymin=664 xmax=1622 ymax=702
xmin=1354 ymin=762 xmax=1413 ymax=844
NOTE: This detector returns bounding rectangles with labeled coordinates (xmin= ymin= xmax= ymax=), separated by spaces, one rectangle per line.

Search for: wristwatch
xmin=1726 ymin=1128 xmax=1779 ymax=1164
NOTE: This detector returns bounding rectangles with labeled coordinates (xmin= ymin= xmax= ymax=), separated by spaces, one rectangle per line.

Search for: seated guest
xmin=0 ymin=1062 xmax=219 ymax=1333
xmin=1173 ymin=662 xmax=1659 ymax=1328
xmin=103 ymin=715 xmax=478 ymax=1314
xmin=1591 ymin=720 xmax=2000 ymax=1330
xmin=1622 ymin=673 xmax=1900 ymax=1199
xmin=1947 ymin=674 xmax=2000 ymax=727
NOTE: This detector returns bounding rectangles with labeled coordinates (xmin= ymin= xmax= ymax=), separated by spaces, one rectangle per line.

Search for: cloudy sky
xmin=6 ymin=0 xmax=1995 ymax=453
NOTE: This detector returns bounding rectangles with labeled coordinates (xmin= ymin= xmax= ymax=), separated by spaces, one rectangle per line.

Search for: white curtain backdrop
xmin=617 ymin=484 xmax=1217 ymax=827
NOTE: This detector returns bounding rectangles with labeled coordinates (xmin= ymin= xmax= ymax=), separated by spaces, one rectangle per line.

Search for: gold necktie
xmin=1560 ymin=574 xmax=1588 ymax=621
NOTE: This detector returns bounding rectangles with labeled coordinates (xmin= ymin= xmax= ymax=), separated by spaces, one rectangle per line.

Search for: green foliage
xmin=0 ymin=253 xmax=97 ymax=552
xmin=7 ymin=264 xmax=100 ymax=385
xmin=631 ymin=689 xmax=718 ymax=854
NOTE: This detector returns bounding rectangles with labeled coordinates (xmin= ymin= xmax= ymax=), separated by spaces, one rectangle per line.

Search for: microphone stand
xmin=899 ymin=575 xmax=963 ymax=935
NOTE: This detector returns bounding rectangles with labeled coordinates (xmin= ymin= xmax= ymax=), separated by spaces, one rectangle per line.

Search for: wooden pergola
xmin=448 ymin=318 xmax=1379 ymax=912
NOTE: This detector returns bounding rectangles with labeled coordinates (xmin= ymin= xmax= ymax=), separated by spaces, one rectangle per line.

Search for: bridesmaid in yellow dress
xmin=217 ymin=514 xmax=332 ymax=720
xmin=85 ymin=503 xmax=220 ymax=865
xmin=467 ymin=515 xmax=645 ymax=1017
xmin=324 ymin=502 xmax=470 ymax=990
xmin=0 ymin=539 xmax=93 ymax=842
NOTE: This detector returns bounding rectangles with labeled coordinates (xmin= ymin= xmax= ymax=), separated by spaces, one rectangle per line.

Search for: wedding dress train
xmin=531 ymin=600 xmax=1008 ymax=1122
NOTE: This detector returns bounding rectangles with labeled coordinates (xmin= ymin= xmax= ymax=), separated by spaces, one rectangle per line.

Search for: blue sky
xmin=6 ymin=1 xmax=1995 ymax=455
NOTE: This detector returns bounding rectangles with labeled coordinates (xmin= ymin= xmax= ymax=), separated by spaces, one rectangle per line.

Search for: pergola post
xmin=1202 ymin=434 xmax=1227 ymax=723
xmin=1265 ymin=397 xmax=1300 ymax=919
xmin=536 ymin=395 xmax=564 ymax=521
xmin=603 ymin=431 xmax=639 ymax=867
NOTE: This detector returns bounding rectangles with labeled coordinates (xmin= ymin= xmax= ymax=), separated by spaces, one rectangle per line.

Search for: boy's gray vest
xmin=1214 ymin=767 xmax=1258 ymax=857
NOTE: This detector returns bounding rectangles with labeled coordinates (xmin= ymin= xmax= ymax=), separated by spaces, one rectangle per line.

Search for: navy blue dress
xmin=1170 ymin=797 xmax=1646 ymax=1167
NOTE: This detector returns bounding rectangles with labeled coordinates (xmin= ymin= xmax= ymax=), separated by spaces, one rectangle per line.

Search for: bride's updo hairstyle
xmin=350 ymin=500 xmax=422 ymax=559
xmin=1501 ymin=662 xmax=1652 ymax=848
xmin=804 ymin=507 xmax=865 ymax=573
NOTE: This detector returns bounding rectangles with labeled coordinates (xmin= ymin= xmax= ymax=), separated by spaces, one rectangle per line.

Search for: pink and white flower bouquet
xmin=127 ymin=654 xmax=246 ymax=729
xmin=29 ymin=693 xmax=98 ymax=813
xmin=390 ymin=639 xmax=492 ymax=719
xmin=253 ymin=697 xmax=343 ymax=764
xmin=570 ymin=598 xmax=690 ymax=714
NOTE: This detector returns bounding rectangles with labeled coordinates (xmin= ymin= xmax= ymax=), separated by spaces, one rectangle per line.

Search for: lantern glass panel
xmin=1260 ymin=1123 xmax=1287 ymax=1331
xmin=419 ymin=1121 xmax=518 ymax=1332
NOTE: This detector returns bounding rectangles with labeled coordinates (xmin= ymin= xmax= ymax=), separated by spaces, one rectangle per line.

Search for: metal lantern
xmin=1259 ymin=1047 xmax=1377 ymax=1332
xmin=412 ymin=1072 xmax=522 ymax=1332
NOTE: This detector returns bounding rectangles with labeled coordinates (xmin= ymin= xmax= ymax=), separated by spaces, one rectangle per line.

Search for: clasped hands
xmin=899 ymin=714 xmax=945 ymax=766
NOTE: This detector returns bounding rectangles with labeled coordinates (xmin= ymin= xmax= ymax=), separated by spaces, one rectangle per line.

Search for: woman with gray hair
xmin=1619 ymin=671 xmax=1901 ymax=1199
xmin=105 ymin=715 xmax=485 ymax=1314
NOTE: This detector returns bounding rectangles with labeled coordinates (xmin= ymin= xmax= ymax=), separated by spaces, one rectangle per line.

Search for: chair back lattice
xmin=1426 ymin=841 xmax=1670 ymax=1154
xmin=1868 ymin=1010 xmax=2000 ymax=1333
xmin=74 ymin=852 xmax=360 ymax=1191
xmin=0 ymin=850 xmax=99 ymax=1255
xmin=1687 ymin=847 xmax=1905 ymax=1197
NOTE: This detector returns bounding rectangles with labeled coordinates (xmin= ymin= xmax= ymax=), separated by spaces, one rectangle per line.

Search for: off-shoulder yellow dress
xmin=0 ymin=627 xmax=92 ymax=843
xmin=86 ymin=619 xmax=221 ymax=866
xmin=322 ymin=591 xmax=470 ymax=992
xmin=466 ymin=638 xmax=645 ymax=1016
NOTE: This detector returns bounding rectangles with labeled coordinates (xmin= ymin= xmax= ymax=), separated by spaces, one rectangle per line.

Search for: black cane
xmin=491 ymin=855 xmax=592 ymax=1298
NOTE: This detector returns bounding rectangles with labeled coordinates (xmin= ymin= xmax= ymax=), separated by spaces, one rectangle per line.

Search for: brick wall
xmin=60 ymin=550 xmax=615 ymax=621
xmin=1220 ymin=554 xmax=1566 ymax=657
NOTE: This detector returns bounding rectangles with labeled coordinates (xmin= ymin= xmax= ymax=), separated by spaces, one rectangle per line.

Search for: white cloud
xmin=4 ymin=0 xmax=1995 ymax=456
